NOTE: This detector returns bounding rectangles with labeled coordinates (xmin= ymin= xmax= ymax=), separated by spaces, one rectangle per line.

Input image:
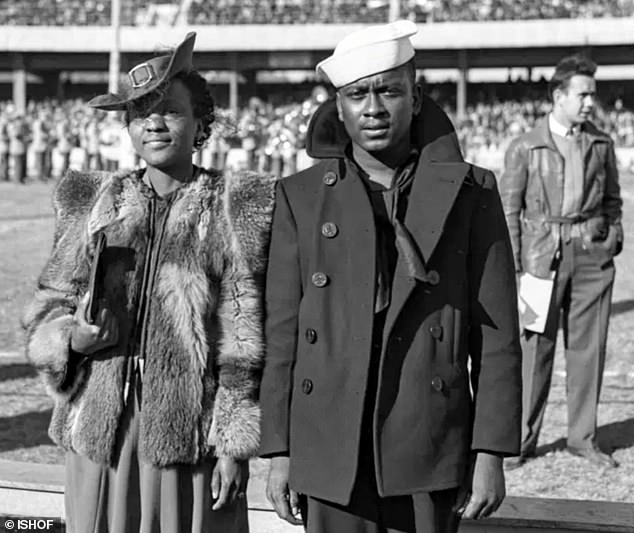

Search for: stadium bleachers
xmin=1 ymin=0 xmax=633 ymax=26
xmin=2 ymin=95 xmax=634 ymax=182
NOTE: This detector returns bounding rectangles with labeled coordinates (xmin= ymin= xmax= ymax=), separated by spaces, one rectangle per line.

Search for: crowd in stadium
xmin=2 ymin=92 xmax=634 ymax=182
xmin=2 ymin=0 xmax=634 ymax=25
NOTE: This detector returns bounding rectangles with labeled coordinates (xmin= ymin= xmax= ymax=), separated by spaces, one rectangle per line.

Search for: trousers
xmin=520 ymin=237 xmax=614 ymax=453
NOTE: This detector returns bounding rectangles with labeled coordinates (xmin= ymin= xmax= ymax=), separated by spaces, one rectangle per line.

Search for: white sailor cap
xmin=316 ymin=20 xmax=417 ymax=89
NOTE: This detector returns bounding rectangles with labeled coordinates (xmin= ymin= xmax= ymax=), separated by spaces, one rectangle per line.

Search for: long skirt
xmin=64 ymin=381 xmax=249 ymax=533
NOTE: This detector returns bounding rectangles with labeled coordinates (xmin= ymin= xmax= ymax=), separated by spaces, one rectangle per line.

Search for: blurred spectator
xmin=2 ymin=0 xmax=634 ymax=25
xmin=2 ymin=89 xmax=634 ymax=181
xmin=0 ymin=117 xmax=8 ymax=181
xmin=30 ymin=112 xmax=51 ymax=180
xmin=402 ymin=0 xmax=634 ymax=23
xmin=445 ymin=97 xmax=634 ymax=169
xmin=7 ymin=115 xmax=27 ymax=183
xmin=0 ymin=0 xmax=160 ymax=26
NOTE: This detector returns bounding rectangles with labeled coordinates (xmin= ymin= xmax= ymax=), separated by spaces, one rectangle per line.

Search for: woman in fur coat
xmin=22 ymin=33 xmax=274 ymax=533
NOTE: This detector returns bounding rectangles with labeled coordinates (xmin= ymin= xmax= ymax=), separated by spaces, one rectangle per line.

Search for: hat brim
xmin=88 ymin=32 xmax=196 ymax=111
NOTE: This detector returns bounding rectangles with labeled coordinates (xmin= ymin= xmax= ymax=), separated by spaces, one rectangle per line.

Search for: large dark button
xmin=321 ymin=222 xmax=338 ymax=238
xmin=323 ymin=171 xmax=338 ymax=186
xmin=302 ymin=379 xmax=313 ymax=394
xmin=431 ymin=376 xmax=445 ymax=392
xmin=425 ymin=270 xmax=440 ymax=286
xmin=311 ymin=272 xmax=329 ymax=287
xmin=305 ymin=328 xmax=317 ymax=344
xmin=429 ymin=325 xmax=443 ymax=340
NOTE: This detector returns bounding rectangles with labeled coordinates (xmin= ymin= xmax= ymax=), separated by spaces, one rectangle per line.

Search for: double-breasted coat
xmin=259 ymin=97 xmax=522 ymax=506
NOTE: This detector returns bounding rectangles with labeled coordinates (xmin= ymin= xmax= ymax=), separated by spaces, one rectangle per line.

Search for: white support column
xmin=109 ymin=0 xmax=121 ymax=93
xmin=389 ymin=0 xmax=400 ymax=21
xmin=12 ymin=53 xmax=27 ymax=115
xmin=229 ymin=53 xmax=239 ymax=117
xmin=457 ymin=50 xmax=468 ymax=122
xmin=229 ymin=72 xmax=239 ymax=118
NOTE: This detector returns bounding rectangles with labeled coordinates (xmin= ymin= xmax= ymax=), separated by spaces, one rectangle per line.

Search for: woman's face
xmin=127 ymin=79 xmax=200 ymax=173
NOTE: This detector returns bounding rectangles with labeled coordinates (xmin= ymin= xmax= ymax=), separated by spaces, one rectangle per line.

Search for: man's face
xmin=554 ymin=74 xmax=596 ymax=127
xmin=336 ymin=65 xmax=422 ymax=162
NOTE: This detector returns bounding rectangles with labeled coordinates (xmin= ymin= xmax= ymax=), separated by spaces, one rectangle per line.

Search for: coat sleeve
xmin=259 ymin=180 xmax=302 ymax=457
xmin=208 ymin=171 xmax=275 ymax=460
xmin=468 ymin=170 xmax=522 ymax=456
xmin=22 ymin=171 xmax=98 ymax=399
xmin=499 ymin=137 xmax=529 ymax=273
xmin=603 ymin=140 xmax=624 ymax=254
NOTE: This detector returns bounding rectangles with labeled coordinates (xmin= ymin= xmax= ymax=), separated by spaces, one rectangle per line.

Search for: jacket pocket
xmin=582 ymin=223 xmax=619 ymax=265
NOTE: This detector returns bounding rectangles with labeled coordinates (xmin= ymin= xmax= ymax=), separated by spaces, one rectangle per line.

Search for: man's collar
xmin=549 ymin=113 xmax=570 ymax=138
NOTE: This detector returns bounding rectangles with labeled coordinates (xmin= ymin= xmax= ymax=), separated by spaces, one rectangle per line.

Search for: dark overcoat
xmin=259 ymin=96 xmax=522 ymax=506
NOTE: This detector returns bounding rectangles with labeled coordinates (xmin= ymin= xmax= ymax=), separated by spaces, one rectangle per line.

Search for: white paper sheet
xmin=518 ymin=272 xmax=555 ymax=334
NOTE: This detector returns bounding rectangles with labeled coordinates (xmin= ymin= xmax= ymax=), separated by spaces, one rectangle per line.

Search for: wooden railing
xmin=0 ymin=460 xmax=631 ymax=533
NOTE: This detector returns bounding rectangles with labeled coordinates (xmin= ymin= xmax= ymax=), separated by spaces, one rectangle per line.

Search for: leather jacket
xmin=500 ymin=117 xmax=623 ymax=278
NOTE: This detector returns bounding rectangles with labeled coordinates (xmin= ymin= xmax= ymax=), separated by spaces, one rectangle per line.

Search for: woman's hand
xmin=211 ymin=456 xmax=248 ymax=511
xmin=70 ymin=293 xmax=119 ymax=355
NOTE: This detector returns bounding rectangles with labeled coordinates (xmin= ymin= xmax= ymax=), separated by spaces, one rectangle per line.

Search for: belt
xmin=545 ymin=215 xmax=585 ymax=243
xmin=525 ymin=214 xmax=586 ymax=243
xmin=543 ymin=215 xmax=587 ymax=224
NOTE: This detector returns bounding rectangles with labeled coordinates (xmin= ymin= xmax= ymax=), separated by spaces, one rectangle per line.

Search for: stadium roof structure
xmin=2 ymin=18 xmax=634 ymax=73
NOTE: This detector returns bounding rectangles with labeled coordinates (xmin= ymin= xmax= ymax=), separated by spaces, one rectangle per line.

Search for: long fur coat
xmin=23 ymin=166 xmax=275 ymax=467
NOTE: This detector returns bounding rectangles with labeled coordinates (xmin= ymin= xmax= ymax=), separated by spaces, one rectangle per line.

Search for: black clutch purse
xmin=86 ymin=231 xmax=107 ymax=324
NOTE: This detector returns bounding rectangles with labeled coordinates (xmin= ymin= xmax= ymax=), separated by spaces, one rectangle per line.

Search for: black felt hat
xmin=88 ymin=32 xmax=196 ymax=111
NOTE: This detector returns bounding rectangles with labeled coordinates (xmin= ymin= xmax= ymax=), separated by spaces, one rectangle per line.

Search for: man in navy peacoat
xmin=260 ymin=20 xmax=522 ymax=533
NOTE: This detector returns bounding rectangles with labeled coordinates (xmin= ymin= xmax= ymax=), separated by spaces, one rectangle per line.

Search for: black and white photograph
xmin=0 ymin=1 xmax=632 ymax=532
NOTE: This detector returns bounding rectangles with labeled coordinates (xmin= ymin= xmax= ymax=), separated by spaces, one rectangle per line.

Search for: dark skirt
xmin=64 ymin=382 xmax=249 ymax=533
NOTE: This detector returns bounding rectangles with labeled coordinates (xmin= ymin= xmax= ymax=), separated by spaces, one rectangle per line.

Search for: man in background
xmin=500 ymin=55 xmax=623 ymax=469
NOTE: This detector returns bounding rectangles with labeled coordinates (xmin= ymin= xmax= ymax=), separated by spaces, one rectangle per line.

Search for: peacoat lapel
xmin=383 ymin=154 xmax=470 ymax=339
xmin=304 ymin=96 xmax=469 ymax=341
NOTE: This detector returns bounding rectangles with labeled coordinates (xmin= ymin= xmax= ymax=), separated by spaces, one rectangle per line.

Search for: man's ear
xmin=335 ymin=92 xmax=344 ymax=122
xmin=412 ymin=82 xmax=423 ymax=115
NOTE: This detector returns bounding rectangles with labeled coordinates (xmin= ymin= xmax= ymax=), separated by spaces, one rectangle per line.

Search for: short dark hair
xmin=124 ymin=69 xmax=215 ymax=150
xmin=174 ymin=70 xmax=216 ymax=149
xmin=549 ymin=54 xmax=597 ymax=100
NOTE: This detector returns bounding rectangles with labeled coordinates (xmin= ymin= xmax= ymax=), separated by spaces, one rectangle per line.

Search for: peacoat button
xmin=305 ymin=328 xmax=317 ymax=344
xmin=431 ymin=376 xmax=445 ymax=392
xmin=302 ymin=379 xmax=313 ymax=394
xmin=321 ymin=222 xmax=339 ymax=238
xmin=311 ymin=272 xmax=329 ymax=288
xmin=323 ymin=171 xmax=338 ymax=186
xmin=425 ymin=270 xmax=440 ymax=286
xmin=429 ymin=325 xmax=443 ymax=339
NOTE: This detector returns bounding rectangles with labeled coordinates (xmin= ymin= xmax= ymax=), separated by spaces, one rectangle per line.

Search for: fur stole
xmin=23 ymin=166 xmax=275 ymax=466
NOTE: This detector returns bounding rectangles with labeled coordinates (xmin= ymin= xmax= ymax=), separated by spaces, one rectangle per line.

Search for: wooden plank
xmin=0 ymin=460 xmax=64 ymax=493
xmin=463 ymin=497 xmax=634 ymax=533
xmin=0 ymin=487 xmax=64 ymax=518
xmin=0 ymin=461 xmax=631 ymax=532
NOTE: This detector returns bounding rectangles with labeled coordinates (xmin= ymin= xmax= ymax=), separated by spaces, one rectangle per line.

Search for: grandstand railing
xmin=3 ymin=18 xmax=634 ymax=54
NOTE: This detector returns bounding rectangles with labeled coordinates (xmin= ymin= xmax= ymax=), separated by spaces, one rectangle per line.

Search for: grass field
xmin=0 ymin=177 xmax=633 ymax=503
